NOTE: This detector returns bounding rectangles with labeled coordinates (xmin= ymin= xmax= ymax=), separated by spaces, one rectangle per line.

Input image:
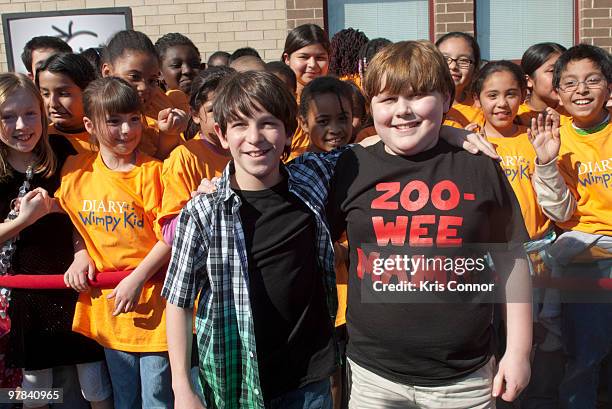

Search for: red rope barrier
xmin=1 ymin=273 xmax=609 ymax=291
xmin=0 ymin=271 xmax=131 ymax=289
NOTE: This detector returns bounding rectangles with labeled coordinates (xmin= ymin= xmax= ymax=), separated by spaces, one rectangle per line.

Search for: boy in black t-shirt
xmin=163 ymin=71 xmax=340 ymax=409
xmin=328 ymin=41 xmax=533 ymax=408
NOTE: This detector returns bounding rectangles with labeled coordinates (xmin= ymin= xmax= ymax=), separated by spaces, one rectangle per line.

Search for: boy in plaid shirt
xmin=162 ymin=71 xmax=343 ymax=409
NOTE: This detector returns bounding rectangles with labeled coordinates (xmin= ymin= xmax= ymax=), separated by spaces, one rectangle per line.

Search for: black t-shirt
xmin=0 ymin=135 xmax=76 ymax=276
xmin=235 ymin=177 xmax=336 ymax=400
xmin=328 ymin=140 xmax=529 ymax=386
xmin=2 ymin=135 xmax=104 ymax=370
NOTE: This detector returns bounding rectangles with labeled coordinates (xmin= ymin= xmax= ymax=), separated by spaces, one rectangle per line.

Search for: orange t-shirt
xmin=516 ymin=102 xmax=571 ymax=128
xmin=140 ymin=115 xmax=163 ymax=159
xmin=443 ymin=101 xmax=485 ymax=129
xmin=55 ymin=152 xmax=167 ymax=352
xmin=339 ymin=73 xmax=361 ymax=90
xmin=334 ymin=234 xmax=348 ymax=328
xmin=48 ymin=123 xmax=95 ymax=154
xmin=286 ymin=126 xmax=310 ymax=162
xmin=159 ymin=134 xmax=231 ymax=226
xmin=354 ymin=125 xmax=377 ymax=143
xmin=301 ymin=144 xmax=348 ymax=326
xmin=486 ymin=127 xmax=551 ymax=239
xmin=555 ymin=119 xmax=612 ymax=235
xmin=166 ymin=89 xmax=190 ymax=113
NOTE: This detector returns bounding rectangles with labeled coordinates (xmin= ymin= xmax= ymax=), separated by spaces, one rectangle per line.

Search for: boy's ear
xmin=282 ymin=53 xmax=290 ymax=65
xmin=83 ymin=116 xmax=95 ymax=134
xmin=298 ymin=115 xmax=309 ymax=136
xmin=101 ymin=63 xmax=112 ymax=78
xmin=214 ymin=123 xmax=230 ymax=150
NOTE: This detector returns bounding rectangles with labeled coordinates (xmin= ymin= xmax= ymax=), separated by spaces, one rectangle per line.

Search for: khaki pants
xmin=348 ymin=358 xmax=496 ymax=409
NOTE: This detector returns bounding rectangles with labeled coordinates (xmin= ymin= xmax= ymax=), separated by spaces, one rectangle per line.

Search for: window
xmin=476 ymin=0 xmax=574 ymax=61
xmin=327 ymin=0 xmax=430 ymax=42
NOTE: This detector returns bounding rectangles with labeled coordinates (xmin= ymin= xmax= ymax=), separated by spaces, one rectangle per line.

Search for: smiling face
xmin=103 ymin=51 xmax=160 ymax=109
xmin=302 ymin=92 xmax=352 ymax=152
xmin=216 ymin=107 xmax=289 ymax=190
xmin=527 ymin=53 xmax=561 ymax=108
xmin=84 ymin=111 xmax=142 ymax=158
xmin=192 ymin=91 xmax=218 ymax=145
xmin=38 ymin=70 xmax=86 ymax=131
xmin=556 ymin=58 xmax=612 ymax=129
xmin=0 ymin=88 xmax=43 ymax=160
xmin=476 ymin=70 xmax=524 ymax=137
xmin=160 ymin=45 xmax=201 ymax=94
xmin=371 ymin=85 xmax=448 ymax=156
xmin=283 ymin=44 xmax=329 ymax=93
xmin=437 ymin=37 xmax=476 ymax=102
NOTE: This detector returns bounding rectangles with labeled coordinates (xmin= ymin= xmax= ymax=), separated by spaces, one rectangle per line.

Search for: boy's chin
xmin=383 ymin=139 xmax=437 ymax=156
xmin=573 ymin=114 xmax=606 ymax=128
xmin=382 ymin=137 xmax=438 ymax=156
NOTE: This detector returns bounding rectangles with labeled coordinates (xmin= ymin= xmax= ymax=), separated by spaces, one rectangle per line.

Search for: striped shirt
xmin=162 ymin=150 xmax=344 ymax=408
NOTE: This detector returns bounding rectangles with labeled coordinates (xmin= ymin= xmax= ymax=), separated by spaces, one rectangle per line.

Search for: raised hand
xmin=158 ymin=107 xmax=189 ymax=135
xmin=527 ymin=112 xmax=560 ymax=165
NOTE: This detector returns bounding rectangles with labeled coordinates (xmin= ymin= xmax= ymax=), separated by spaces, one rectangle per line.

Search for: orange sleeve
xmin=287 ymin=126 xmax=309 ymax=162
xmin=444 ymin=104 xmax=484 ymax=129
xmin=159 ymin=145 xmax=204 ymax=227
xmin=335 ymin=234 xmax=349 ymax=327
xmin=140 ymin=116 xmax=162 ymax=158
xmin=166 ymin=89 xmax=190 ymax=113
xmin=142 ymin=160 xmax=165 ymax=242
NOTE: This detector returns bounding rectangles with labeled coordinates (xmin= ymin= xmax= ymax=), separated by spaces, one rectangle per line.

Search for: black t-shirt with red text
xmin=328 ymin=139 xmax=528 ymax=386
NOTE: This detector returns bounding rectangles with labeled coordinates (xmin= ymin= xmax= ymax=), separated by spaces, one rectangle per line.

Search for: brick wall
xmin=0 ymin=0 xmax=288 ymax=71
xmin=286 ymin=0 xmax=323 ymax=30
xmin=433 ymin=0 xmax=474 ymax=41
xmin=2 ymin=0 xmax=611 ymax=72
xmin=580 ymin=0 xmax=612 ymax=52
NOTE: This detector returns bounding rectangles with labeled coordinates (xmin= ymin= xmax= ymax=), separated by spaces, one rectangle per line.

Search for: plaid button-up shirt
xmin=162 ymin=150 xmax=344 ymax=409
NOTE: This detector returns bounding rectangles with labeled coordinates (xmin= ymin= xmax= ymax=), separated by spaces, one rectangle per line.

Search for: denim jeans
xmin=560 ymin=302 xmax=612 ymax=409
xmin=266 ymin=378 xmax=333 ymax=409
xmin=104 ymin=348 xmax=173 ymax=409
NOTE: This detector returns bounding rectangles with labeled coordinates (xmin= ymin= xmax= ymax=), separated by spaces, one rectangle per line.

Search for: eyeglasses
xmin=558 ymin=76 xmax=606 ymax=92
xmin=444 ymin=56 xmax=473 ymax=69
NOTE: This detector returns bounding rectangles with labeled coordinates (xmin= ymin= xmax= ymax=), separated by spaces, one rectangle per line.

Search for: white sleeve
xmin=532 ymin=159 xmax=576 ymax=223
